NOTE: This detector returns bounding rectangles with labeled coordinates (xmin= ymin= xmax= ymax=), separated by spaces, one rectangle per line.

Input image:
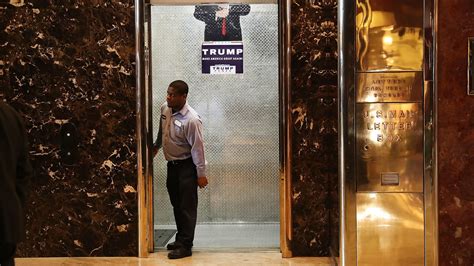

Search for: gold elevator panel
xmin=355 ymin=0 xmax=424 ymax=72
xmin=356 ymin=72 xmax=423 ymax=103
xmin=354 ymin=0 xmax=425 ymax=265
xmin=356 ymin=103 xmax=423 ymax=193
xmin=357 ymin=193 xmax=424 ymax=266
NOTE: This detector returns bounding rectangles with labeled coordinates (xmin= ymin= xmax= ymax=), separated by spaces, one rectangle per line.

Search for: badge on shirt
xmin=174 ymin=120 xmax=182 ymax=127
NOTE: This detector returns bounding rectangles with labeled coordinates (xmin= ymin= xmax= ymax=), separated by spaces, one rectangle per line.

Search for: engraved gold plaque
xmin=356 ymin=72 xmax=423 ymax=103
xmin=356 ymin=103 xmax=423 ymax=192
xmin=355 ymin=0 xmax=424 ymax=71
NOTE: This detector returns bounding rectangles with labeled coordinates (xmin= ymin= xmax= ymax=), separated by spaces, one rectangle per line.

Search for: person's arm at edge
xmin=15 ymin=113 xmax=32 ymax=207
xmin=153 ymin=104 xmax=165 ymax=157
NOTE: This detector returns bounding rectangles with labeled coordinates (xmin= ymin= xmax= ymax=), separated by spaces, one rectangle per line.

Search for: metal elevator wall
xmin=150 ymin=4 xmax=279 ymax=224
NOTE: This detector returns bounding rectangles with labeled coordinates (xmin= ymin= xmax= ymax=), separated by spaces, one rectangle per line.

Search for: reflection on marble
xmin=0 ymin=2 xmax=137 ymax=256
xmin=438 ymin=0 xmax=474 ymax=264
xmin=290 ymin=0 xmax=338 ymax=256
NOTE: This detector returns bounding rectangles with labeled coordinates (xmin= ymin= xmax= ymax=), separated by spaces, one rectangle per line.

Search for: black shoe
xmin=168 ymin=247 xmax=192 ymax=259
xmin=166 ymin=241 xmax=182 ymax=250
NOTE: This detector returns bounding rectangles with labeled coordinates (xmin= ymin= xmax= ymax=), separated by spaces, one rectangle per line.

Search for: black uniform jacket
xmin=0 ymin=102 xmax=32 ymax=244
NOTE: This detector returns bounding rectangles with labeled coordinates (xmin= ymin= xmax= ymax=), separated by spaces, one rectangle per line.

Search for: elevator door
xmin=150 ymin=3 xmax=280 ymax=249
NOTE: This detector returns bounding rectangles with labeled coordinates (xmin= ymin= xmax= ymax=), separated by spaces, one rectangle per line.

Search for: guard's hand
xmin=197 ymin=176 xmax=208 ymax=188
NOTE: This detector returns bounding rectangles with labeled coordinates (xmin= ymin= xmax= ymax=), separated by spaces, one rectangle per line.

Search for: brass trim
xmin=433 ymin=0 xmax=439 ymax=262
xmin=434 ymin=0 xmax=439 ymax=263
xmin=339 ymin=0 xmax=356 ymax=264
xmin=136 ymin=0 xmax=150 ymax=258
xmin=144 ymin=3 xmax=155 ymax=253
xmin=424 ymin=0 xmax=438 ymax=264
xmin=279 ymin=0 xmax=292 ymax=258
xmin=468 ymin=37 xmax=474 ymax=95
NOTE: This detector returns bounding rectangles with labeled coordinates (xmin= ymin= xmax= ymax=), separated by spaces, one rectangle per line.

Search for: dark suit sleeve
xmin=194 ymin=5 xmax=217 ymax=24
xmin=230 ymin=4 xmax=250 ymax=16
xmin=15 ymin=114 xmax=32 ymax=206
xmin=154 ymin=113 xmax=163 ymax=150
xmin=154 ymin=103 xmax=167 ymax=150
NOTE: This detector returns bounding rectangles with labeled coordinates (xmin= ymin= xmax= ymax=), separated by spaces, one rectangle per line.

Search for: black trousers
xmin=167 ymin=157 xmax=198 ymax=249
xmin=0 ymin=242 xmax=16 ymax=266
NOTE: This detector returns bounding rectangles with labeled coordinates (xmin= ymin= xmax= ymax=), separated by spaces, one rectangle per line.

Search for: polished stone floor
xmin=17 ymin=252 xmax=334 ymax=265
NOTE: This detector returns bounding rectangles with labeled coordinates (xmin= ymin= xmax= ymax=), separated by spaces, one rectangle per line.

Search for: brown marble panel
xmin=0 ymin=0 xmax=341 ymax=257
xmin=290 ymin=0 xmax=338 ymax=256
xmin=0 ymin=5 xmax=137 ymax=256
xmin=438 ymin=0 xmax=474 ymax=265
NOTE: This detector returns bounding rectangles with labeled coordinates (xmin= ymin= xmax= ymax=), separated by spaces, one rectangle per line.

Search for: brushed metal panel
xmin=356 ymin=103 xmax=423 ymax=192
xmin=356 ymin=72 xmax=423 ymax=103
xmin=355 ymin=0 xmax=424 ymax=71
xmin=357 ymin=193 xmax=424 ymax=266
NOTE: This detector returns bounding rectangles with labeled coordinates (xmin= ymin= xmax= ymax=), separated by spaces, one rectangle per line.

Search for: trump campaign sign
xmin=201 ymin=42 xmax=243 ymax=74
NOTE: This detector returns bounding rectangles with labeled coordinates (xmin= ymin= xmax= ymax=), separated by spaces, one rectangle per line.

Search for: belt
xmin=168 ymin=157 xmax=192 ymax=165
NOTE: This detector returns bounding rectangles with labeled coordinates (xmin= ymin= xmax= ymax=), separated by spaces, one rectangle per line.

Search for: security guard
xmin=0 ymin=101 xmax=32 ymax=266
xmin=153 ymin=80 xmax=208 ymax=259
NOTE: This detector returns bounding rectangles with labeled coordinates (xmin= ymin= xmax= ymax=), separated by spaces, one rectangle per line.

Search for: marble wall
xmin=438 ymin=0 xmax=474 ymax=264
xmin=0 ymin=0 xmax=340 ymax=257
xmin=290 ymin=0 xmax=338 ymax=256
xmin=0 ymin=1 xmax=137 ymax=256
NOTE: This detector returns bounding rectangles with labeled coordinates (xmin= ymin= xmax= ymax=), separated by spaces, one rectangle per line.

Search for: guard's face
xmin=166 ymin=86 xmax=187 ymax=110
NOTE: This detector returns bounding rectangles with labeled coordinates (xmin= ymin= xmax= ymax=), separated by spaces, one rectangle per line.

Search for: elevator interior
xmin=339 ymin=0 xmax=437 ymax=265
xmin=144 ymin=0 xmax=280 ymax=250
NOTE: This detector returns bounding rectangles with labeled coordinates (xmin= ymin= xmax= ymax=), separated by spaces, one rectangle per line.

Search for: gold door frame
xmin=338 ymin=0 xmax=438 ymax=265
xmin=135 ymin=0 xmax=293 ymax=257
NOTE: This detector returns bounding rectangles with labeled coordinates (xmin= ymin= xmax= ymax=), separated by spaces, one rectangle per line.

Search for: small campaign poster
xmin=201 ymin=42 xmax=244 ymax=74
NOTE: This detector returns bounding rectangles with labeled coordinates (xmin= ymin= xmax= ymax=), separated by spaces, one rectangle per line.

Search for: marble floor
xmin=16 ymin=252 xmax=335 ymax=266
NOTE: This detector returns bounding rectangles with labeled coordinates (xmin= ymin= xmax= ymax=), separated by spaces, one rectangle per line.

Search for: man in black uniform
xmin=0 ymin=102 xmax=32 ymax=266
xmin=154 ymin=80 xmax=208 ymax=259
